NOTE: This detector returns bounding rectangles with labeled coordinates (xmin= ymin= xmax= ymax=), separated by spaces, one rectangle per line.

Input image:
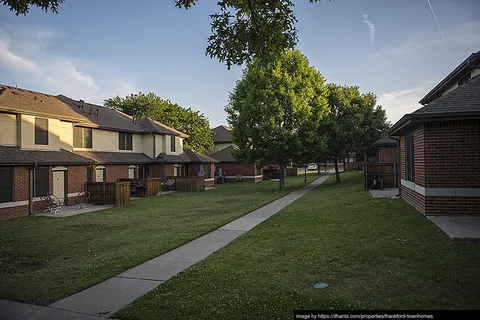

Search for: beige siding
xmin=165 ymin=135 xmax=184 ymax=155
xmin=0 ymin=113 xmax=17 ymax=146
xmin=142 ymin=134 xmax=154 ymax=158
xmin=92 ymin=129 xmax=118 ymax=151
xmin=19 ymin=115 xmax=73 ymax=150
xmin=212 ymin=142 xmax=233 ymax=153
xmin=133 ymin=134 xmax=143 ymax=153
xmin=154 ymin=134 xmax=165 ymax=157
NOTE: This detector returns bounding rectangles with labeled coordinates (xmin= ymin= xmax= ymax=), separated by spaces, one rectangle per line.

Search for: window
xmin=35 ymin=117 xmax=48 ymax=145
xmin=35 ymin=167 xmax=49 ymax=197
xmin=405 ymin=134 xmax=415 ymax=182
xmin=458 ymin=72 xmax=471 ymax=87
xmin=170 ymin=136 xmax=176 ymax=152
xmin=86 ymin=166 xmax=93 ymax=182
xmin=205 ymin=164 xmax=211 ymax=178
xmin=119 ymin=132 xmax=133 ymax=150
xmin=140 ymin=165 xmax=150 ymax=179
xmin=0 ymin=168 xmax=13 ymax=203
xmin=73 ymin=127 xmax=93 ymax=148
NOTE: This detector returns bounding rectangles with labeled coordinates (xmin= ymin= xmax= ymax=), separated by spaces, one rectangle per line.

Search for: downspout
xmin=389 ymin=135 xmax=401 ymax=197
xmin=29 ymin=162 xmax=38 ymax=215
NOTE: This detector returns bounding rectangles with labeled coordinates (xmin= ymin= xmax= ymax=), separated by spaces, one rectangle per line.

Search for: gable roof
xmin=390 ymin=75 xmax=480 ymax=136
xmin=419 ymin=51 xmax=480 ymax=105
xmin=211 ymin=125 xmax=232 ymax=143
xmin=136 ymin=118 xmax=189 ymax=137
xmin=0 ymin=146 xmax=94 ymax=166
xmin=0 ymin=85 xmax=86 ymax=122
xmin=209 ymin=145 xmax=239 ymax=163
xmin=73 ymin=151 xmax=153 ymax=164
xmin=183 ymin=148 xmax=219 ymax=163
xmin=372 ymin=136 xmax=397 ymax=148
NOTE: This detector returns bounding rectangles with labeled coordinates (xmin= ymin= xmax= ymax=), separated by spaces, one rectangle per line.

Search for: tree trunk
xmin=325 ymin=161 xmax=327 ymax=172
xmin=317 ymin=162 xmax=321 ymax=175
xmin=279 ymin=161 xmax=285 ymax=191
xmin=334 ymin=158 xmax=341 ymax=183
xmin=304 ymin=164 xmax=308 ymax=182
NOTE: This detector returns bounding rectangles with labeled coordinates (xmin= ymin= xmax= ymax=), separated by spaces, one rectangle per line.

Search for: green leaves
xmin=104 ymin=93 xmax=214 ymax=154
xmin=226 ymin=49 xmax=329 ymax=189
xmin=1 ymin=0 xmax=64 ymax=15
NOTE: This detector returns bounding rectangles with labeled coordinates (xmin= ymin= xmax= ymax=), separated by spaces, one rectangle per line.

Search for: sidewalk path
xmin=2 ymin=174 xmax=331 ymax=319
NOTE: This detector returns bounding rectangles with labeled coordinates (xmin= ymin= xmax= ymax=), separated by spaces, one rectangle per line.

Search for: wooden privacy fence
xmin=117 ymin=177 xmax=162 ymax=197
xmin=165 ymin=176 xmax=205 ymax=192
xmin=286 ymin=168 xmax=298 ymax=176
xmin=344 ymin=162 xmax=364 ymax=171
xmin=363 ymin=163 xmax=398 ymax=190
xmin=85 ymin=182 xmax=131 ymax=207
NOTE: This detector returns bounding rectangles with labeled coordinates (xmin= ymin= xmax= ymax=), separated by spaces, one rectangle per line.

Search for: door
xmin=96 ymin=169 xmax=104 ymax=182
xmin=53 ymin=171 xmax=65 ymax=202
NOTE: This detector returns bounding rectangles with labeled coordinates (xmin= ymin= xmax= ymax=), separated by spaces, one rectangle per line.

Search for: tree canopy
xmin=3 ymin=0 xmax=327 ymax=69
xmin=226 ymin=49 xmax=329 ymax=190
xmin=104 ymin=93 xmax=214 ymax=154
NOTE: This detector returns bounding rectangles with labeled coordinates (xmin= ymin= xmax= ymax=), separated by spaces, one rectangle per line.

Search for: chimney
xmin=80 ymin=99 xmax=84 ymax=108
xmin=95 ymin=108 xmax=99 ymax=116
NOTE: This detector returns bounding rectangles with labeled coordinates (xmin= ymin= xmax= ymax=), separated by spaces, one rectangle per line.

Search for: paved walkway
xmin=2 ymin=174 xmax=331 ymax=319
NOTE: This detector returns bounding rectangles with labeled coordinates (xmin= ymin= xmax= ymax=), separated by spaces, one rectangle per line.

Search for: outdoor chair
xmin=75 ymin=191 xmax=91 ymax=209
xmin=40 ymin=195 xmax=64 ymax=214
xmin=165 ymin=179 xmax=175 ymax=191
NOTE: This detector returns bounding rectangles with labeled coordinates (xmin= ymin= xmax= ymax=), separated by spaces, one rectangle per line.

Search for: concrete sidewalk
xmin=3 ymin=174 xmax=331 ymax=319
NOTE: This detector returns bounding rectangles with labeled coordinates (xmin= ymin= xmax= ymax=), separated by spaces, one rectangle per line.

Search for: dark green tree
xmin=104 ymin=93 xmax=214 ymax=154
xmin=226 ymin=50 xmax=329 ymax=190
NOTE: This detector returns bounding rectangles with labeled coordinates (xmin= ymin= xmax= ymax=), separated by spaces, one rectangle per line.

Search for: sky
xmin=1 ymin=0 xmax=479 ymax=127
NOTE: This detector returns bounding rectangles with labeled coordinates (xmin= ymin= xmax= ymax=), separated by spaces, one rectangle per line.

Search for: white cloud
xmin=362 ymin=14 xmax=375 ymax=43
xmin=378 ymin=83 xmax=434 ymax=124
xmin=0 ymin=25 xmax=137 ymax=105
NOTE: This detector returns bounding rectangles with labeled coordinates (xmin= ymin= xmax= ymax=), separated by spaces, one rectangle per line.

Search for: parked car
xmin=307 ymin=163 xmax=317 ymax=171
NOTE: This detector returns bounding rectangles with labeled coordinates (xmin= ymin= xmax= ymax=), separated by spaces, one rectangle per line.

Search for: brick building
xmin=372 ymin=136 xmax=398 ymax=163
xmin=209 ymin=126 xmax=263 ymax=182
xmin=389 ymin=51 xmax=480 ymax=215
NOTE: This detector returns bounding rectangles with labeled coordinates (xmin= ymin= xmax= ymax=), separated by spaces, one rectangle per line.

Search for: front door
xmin=53 ymin=170 xmax=65 ymax=202
xmin=96 ymin=169 xmax=104 ymax=182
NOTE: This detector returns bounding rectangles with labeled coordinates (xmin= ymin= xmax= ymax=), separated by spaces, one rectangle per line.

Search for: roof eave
xmin=0 ymin=106 xmax=84 ymax=122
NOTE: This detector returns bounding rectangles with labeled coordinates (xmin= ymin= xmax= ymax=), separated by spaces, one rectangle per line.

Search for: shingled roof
xmin=136 ymin=118 xmax=189 ymax=137
xmin=211 ymin=125 xmax=232 ymax=143
xmin=0 ymin=146 xmax=94 ymax=166
xmin=74 ymin=151 xmax=153 ymax=164
xmin=373 ymin=136 xmax=397 ymax=148
xmin=0 ymin=85 xmax=86 ymax=122
xmin=209 ymin=145 xmax=239 ymax=163
xmin=155 ymin=152 xmax=192 ymax=164
xmin=390 ymin=75 xmax=480 ymax=135
xmin=183 ymin=149 xmax=219 ymax=163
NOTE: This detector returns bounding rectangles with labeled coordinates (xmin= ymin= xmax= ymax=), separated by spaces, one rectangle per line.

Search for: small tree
xmin=226 ymin=50 xmax=329 ymax=190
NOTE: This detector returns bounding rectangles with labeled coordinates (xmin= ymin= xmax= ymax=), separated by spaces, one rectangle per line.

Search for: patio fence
xmin=286 ymin=168 xmax=298 ymax=176
xmin=344 ymin=162 xmax=364 ymax=171
xmin=165 ymin=176 xmax=205 ymax=192
xmin=363 ymin=163 xmax=398 ymax=190
xmin=116 ymin=177 xmax=162 ymax=197
xmin=85 ymin=182 xmax=131 ymax=207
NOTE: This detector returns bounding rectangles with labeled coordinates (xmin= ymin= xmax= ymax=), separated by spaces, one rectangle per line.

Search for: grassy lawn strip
xmin=0 ymin=174 xmax=321 ymax=305
xmin=116 ymin=171 xmax=480 ymax=320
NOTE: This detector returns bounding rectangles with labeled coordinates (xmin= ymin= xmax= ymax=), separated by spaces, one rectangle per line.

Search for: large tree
xmin=3 ymin=0 xmax=327 ymax=69
xmin=104 ymin=93 xmax=214 ymax=154
xmin=226 ymin=50 xmax=329 ymax=190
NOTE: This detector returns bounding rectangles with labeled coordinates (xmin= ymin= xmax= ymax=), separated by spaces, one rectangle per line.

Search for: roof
xmin=155 ymin=152 xmax=192 ymax=164
xmin=0 ymin=85 xmax=86 ymax=122
xmin=183 ymin=149 xmax=219 ymax=163
xmin=56 ymin=95 xmax=145 ymax=133
xmin=209 ymin=145 xmax=239 ymax=163
xmin=0 ymin=146 xmax=94 ymax=166
xmin=419 ymin=51 xmax=480 ymax=105
xmin=136 ymin=118 xmax=189 ymax=138
xmin=373 ymin=136 xmax=398 ymax=148
xmin=390 ymin=75 xmax=480 ymax=136
xmin=74 ymin=151 xmax=153 ymax=164
xmin=211 ymin=125 xmax=232 ymax=143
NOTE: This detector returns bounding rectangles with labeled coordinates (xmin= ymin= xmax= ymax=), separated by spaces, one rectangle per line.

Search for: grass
xmin=0 ymin=174 xmax=322 ymax=305
xmin=115 ymin=172 xmax=480 ymax=320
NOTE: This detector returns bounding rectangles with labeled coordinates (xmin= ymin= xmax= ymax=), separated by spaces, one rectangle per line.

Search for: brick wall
xmin=399 ymin=120 xmax=480 ymax=216
xmin=0 ymin=206 xmax=29 ymax=221
xmin=105 ymin=165 xmax=129 ymax=182
xmin=377 ymin=147 xmax=398 ymax=163
xmin=215 ymin=162 xmax=262 ymax=182
xmin=423 ymin=120 xmax=480 ymax=188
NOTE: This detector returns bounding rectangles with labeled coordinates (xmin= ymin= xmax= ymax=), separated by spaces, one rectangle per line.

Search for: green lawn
xmin=0 ymin=174 xmax=320 ymax=305
xmin=116 ymin=172 xmax=480 ymax=320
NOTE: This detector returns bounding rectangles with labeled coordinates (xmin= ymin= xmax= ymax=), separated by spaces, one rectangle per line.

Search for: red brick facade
xmin=377 ymin=147 xmax=398 ymax=163
xmin=399 ymin=120 xmax=480 ymax=215
xmin=215 ymin=163 xmax=263 ymax=182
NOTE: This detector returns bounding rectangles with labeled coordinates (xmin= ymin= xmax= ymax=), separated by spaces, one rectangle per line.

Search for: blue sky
xmin=1 ymin=0 xmax=479 ymax=126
